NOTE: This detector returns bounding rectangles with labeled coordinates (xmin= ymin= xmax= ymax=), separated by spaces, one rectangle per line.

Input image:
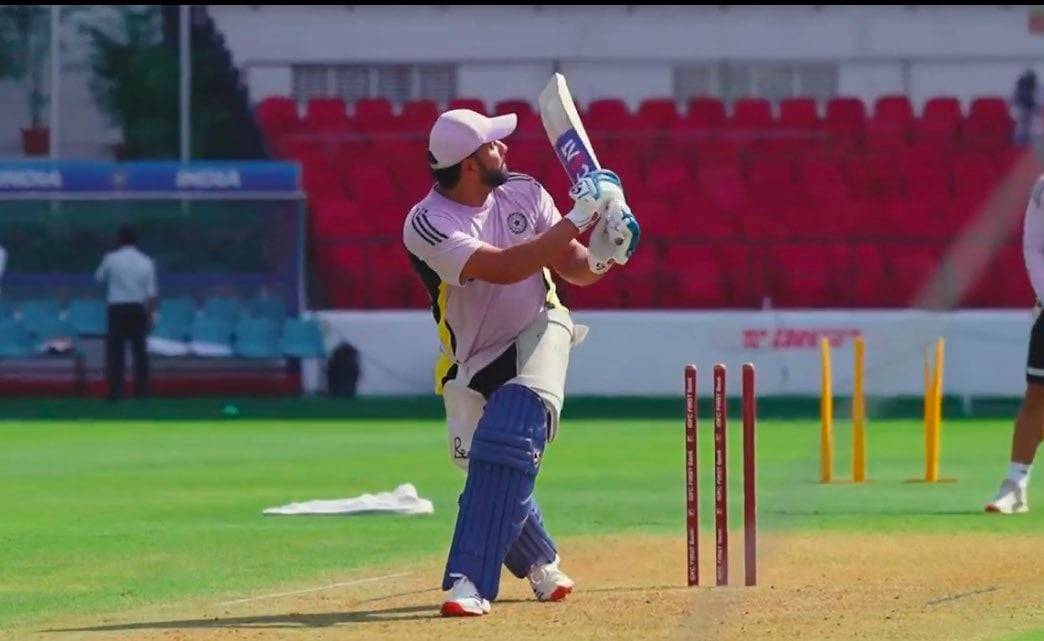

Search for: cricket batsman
xmin=986 ymin=175 xmax=1044 ymax=514
xmin=402 ymin=108 xmax=639 ymax=616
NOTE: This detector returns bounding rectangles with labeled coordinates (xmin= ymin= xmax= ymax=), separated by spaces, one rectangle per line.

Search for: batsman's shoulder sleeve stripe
xmin=417 ymin=213 xmax=449 ymax=241
xmin=506 ymin=172 xmax=535 ymax=182
xmin=410 ymin=214 xmax=439 ymax=245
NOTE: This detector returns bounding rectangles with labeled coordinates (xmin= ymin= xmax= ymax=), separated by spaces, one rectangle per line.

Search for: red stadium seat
xmin=661 ymin=246 xmax=727 ymax=308
xmin=883 ymin=246 xmax=939 ymax=303
xmin=873 ymin=95 xmax=914 ymax=123
xmin=598 ymin=150 xmax=644 ymax=194
xmin=825 ymin=97 xmax=867 ymax=150
xmin=312 ymin=198 xmax=368 ymax=237
xmin=686 ymin=97 xmax=726 ymax=127
xmin=864 ymin=118 xmax=910 ymax=152
xmin=844 ymin=154 xmax=905 ymax=200
xmin=898 ymin=147 xmax=950 ymax=204
xmin=541 ymin=167 xmax=572 ymax=214
xmin=721 ymin=99 xmax=773 ymax=158
xmin=343 ymin=164 xmax=398 ymax=209
xmin=915 ymin=97 xmax=962 ymax=149
xmin=256 ymin=96 xmax=301 ymax=136
xmin=964 ymin=96 xmax=1015 ymax=152
xmin=717 ymin=244 xmax=769 ymax=307
xmin=880 ymin=199 xmax=948 ymax=238
xmin=698 ymin=162 xmax=747 ymax=210
xmin=848 ymin=244 xmax=892 ymax=307
xmin=306 ymin=97 xmax=350 ymax=131
xmin=449 ymin=97 xmax=487 ymax=114
xmin=637 ymin=98 xmax=680 ymax=130
xmin=584 ymin=99 xmax=633 ymax=149
xmin=951 ymin=153 xmax=997 ymax=203
xmin=354 ymin=98 xmax=393 ymax=122
xmin=400 ymin=100 xmax=439 ymax=132
xmin=994 ymin=244 xmax=1034 ymax=307
xmin=779 ymin=98 xmax=820 ymax=128
xmin=746 ymin=158 xmax=795 ymax=193
xmin=645 ymin=154 xmax=693 ymax=199
xmin=300 ymin=155 xmax=344 ymax=199
xmin=564 ymin=269 xmax=626 ymax=309
xmin=769 ymin=245 xmax=837 ymax=308
xmin=627 ymin=199 xmax=675 ymax=237
xmin=494 ymin=99 xmax=535 ymax=119
xmin=382 ymin=149 xmax=433 ymax=203
xmin=506 ymin=148 xmax=547 ymax=181
xmin=798 ymin=158 xmax=850 ymax=202
xmin=731 ymin=98 xmax=773 ymax=128
xmin=680 ymin=194 xmax=738 ymax=238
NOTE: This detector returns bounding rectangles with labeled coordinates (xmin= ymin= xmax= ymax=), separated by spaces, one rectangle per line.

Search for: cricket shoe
xmin=528 ymin=555 xmax=574 ymax=602
xmin=440 ymin=575 xmax=491 ymax=617
xmin=985 ymin=478 xmax=1029 ymax=514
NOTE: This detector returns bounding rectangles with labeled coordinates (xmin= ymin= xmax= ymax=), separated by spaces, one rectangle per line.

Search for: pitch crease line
xmin=217 ymin=572 xmax=413 ymax=606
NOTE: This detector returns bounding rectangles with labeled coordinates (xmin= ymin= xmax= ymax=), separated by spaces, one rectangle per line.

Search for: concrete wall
xmin=312 ymin=309 xmax=1032 ymax=399
xmin=212 ymin=5 xmax=1044 ymax=109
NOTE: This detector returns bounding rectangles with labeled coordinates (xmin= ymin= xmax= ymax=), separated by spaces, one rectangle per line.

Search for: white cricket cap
xmin=427 ymin=109 xmax=517 ymax=170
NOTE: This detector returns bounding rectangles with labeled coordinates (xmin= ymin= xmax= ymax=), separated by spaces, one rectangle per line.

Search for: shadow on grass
xmin=45 ymin=604 xmax=441 ymax=632
xmin=47 ymin=585 xmax=689 ymax=633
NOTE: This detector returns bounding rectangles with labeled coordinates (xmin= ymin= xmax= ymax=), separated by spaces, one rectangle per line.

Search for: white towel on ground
xmin=262 ymin=483 xmax=434 ymax=516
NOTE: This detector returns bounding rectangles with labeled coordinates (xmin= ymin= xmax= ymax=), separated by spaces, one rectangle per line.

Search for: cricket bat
xmin=538 ymin=73 xmax=624 ymax=244
xmin=538 ymin=73 xmax=602 ymax=186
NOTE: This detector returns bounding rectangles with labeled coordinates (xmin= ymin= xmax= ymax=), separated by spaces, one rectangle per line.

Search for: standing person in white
xmin=95 ymin=225 xmax=157 ymax=401
xmin=402 ymin=108 xmax=639 ymax=617
xmin=987 ymin=176 xmax=1044 ymax=513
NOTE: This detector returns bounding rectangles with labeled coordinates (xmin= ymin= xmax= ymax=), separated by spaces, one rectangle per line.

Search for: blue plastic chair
xmin=158 ymin=297 xmax=197 ymax=327
xmin=280 ymin=319 xmax=326 ymax=359
xmin=19 ymin=299 xmax=62 ymax=331
xmin=34 ymin=317 xmax=77 ymax=342
xmin=202 ymin=297 xmax=241 ymax=324
xmin=67 ymin=299 xmax=107 ymax=336
xmin=0 ymin=319 xmax=33 ymax=357
xmin=151 ymin=319 xmax=191 ymax=343
xmin=190 ymin=317 xmax=234 ymax=356
xmin=248 ymin=297 xmax=286 ymax=324
xmin=234 ymin=318 xmax=281 ymax=359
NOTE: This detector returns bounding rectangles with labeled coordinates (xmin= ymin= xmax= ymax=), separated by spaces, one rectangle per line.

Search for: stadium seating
xmin=234 ymin=318 xmax=281 ymax=359
xmin=203 ymin=297 xmax=241 ymax=324
xmin=67 ymin=299 xmax=107 ymax=336
xmin=256 ymin=93 xmax=1025 ymax=309
xmin=248 ymin=297 xmax=287 ymax=324
xmin=0 ymin=319 xmax=34 ymax=357
xmin=20 ymin=300 xmax=62 ymax=328
xmin=190 ymin=317 xmax=235 ymax=357
xmin=281 ymin=319 xmax=327 ymax=359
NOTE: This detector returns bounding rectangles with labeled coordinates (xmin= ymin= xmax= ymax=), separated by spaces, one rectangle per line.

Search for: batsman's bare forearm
xmin=461 ymin=219 xmax=582 ymax=285
xmin=552 ymin=239 xmax=605 ymax=286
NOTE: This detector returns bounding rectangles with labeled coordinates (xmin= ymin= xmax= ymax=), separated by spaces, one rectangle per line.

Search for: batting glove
xmin=564 ymin=170 xmax=624 ymax=232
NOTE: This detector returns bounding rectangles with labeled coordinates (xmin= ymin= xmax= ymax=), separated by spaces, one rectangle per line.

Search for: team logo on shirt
xmin=507 ymin=212 xmax=528 ymax=234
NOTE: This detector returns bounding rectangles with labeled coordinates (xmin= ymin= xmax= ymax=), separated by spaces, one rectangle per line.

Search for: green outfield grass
xmin=0 ymin=400 xmax=1039 ymax=630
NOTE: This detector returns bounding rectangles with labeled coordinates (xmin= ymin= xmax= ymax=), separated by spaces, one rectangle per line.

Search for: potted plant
xmin=0 ymin=6 xmax=52 ymax=156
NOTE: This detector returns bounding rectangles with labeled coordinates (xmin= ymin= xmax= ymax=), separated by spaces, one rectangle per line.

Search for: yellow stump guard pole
xmin=923 ymin=338 xmax=945 ymax=482
xmin=852 ymin=335 xmax=867 ymax=483
xmin=923 ymin=347 xmax=933 ymax=481
xmin=820 ymin=337 xmax=834 ymax=484
xmin=931 ymin=337 xmax=945 ymax=481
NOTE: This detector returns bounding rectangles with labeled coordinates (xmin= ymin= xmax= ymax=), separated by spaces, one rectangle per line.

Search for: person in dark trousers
xmin=1013 ymin=69 xmax=1039 ymax=147
xmin=95 ymin=225 xmax=157 ymax=401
